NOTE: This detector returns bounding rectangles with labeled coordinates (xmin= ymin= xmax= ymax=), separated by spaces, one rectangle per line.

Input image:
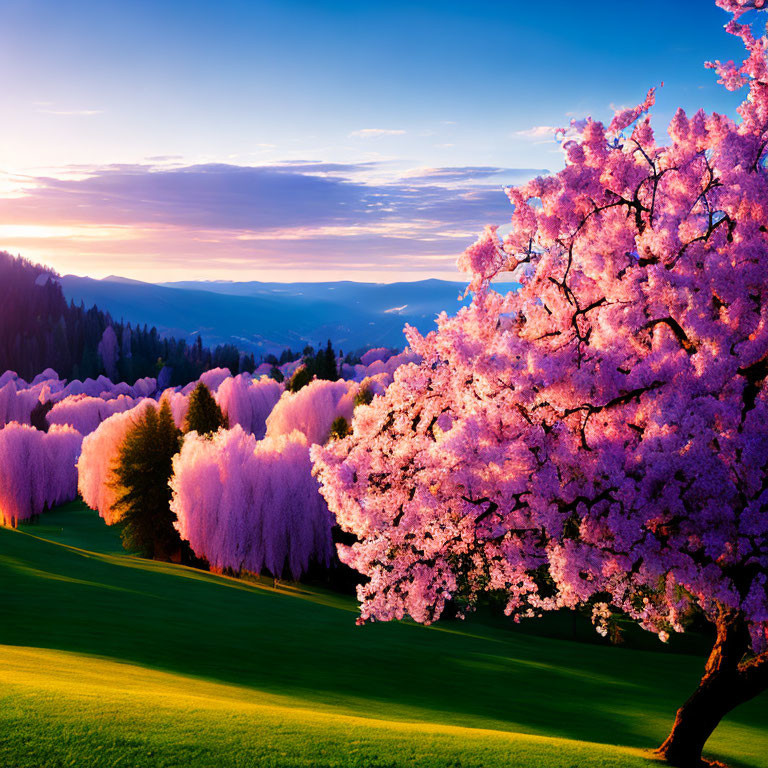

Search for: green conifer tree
xmin=328 ymin=415 xmax=351 ymax=441
xmin=183 ymin=382 xmax=228 ymax=435
xmin=354 ymin=382 xmax=374 ymax=408
xmin=111 ymin=400 xmax=182 ymax=559
xmin=286 ymin=364 xmax=313 ymax=393
xmin=322 ymin=339 xmax=338 ymax=381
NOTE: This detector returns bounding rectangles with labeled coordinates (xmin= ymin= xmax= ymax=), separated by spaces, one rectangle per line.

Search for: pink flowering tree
xmin=312 ymin=3 xmax=768 ymax=765
xmin=170 ymin=426 xmax=333 ymax=579
xmin=0 ymin=378 xmax=43 ymax=426
xmin=48 ymin=393 xmax=140 ymax=435
xmin=0 ymin=423 xmax=82 ymax=526
xmin=266 ymin=378 xmax=357 ymax=445
xmin=216 ymin=373 xmax=283 ymax=438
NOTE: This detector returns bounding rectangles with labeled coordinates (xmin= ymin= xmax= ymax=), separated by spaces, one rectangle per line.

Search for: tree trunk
xmin=656 ymin=609 xmax=768 ymax=767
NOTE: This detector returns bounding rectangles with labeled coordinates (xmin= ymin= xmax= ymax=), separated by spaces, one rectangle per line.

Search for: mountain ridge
xmin=61 ymin=275 xmax=518 ymax=355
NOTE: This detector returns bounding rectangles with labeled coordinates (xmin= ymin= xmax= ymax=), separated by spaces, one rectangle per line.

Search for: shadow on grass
xmin=1 ymin=502 xmax=766 ymax=767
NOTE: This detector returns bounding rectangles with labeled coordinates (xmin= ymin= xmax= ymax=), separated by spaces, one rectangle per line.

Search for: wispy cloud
xmin=0 ymin=161 xmax=534 ymax=279
xmin=404 ymin=166 xmax=546 ymax=183
xmin=0 ymin=162 xmax=515 ymax=229
xmin=144 ymin=155 xmax=184 ymax=163
xmin=37 ymin=108 xmax=103 ymax=116
xmin=515 ymin=125 xmax=558 ymax=139
xmin=349 ymin=128 xmax=406 ymax=138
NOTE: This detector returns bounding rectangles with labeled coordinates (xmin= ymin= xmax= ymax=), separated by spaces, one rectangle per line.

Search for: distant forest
xmin=0 ymin=252 xmax=255 ymax=385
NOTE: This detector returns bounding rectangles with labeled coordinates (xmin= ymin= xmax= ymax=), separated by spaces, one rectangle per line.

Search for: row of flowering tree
xmin=72 ymin=372 xmax=392 ymax=578
xmin=312 ymin=2 xmax=768 ymax=765
xmin=0 ymin=348 xmax=404 ymax=530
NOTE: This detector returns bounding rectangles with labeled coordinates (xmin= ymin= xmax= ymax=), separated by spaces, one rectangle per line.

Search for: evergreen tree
xmin=29 ymin=400 xmax=53 ymax=432
xmin=292 ymin=339 xmax=339 ymax=386
xmin=354 ymin=383 xmax=374 ymax=408
xmin=321 ymin=339 xmax=338 ymax=381
xmin=328 ymin=415 xmax=350 ymax=441
xmin=286 ymin=364 xmax=313 ymax=393
xmin=239 ymin=352 xmax=256 ymax=374
xmin=0 ymin=251 xmax=251 ymax=387
xmin=111 ymin=400 xmax=182 ymax=559
xmin=184 ymin=382 xmax=228 ymax=435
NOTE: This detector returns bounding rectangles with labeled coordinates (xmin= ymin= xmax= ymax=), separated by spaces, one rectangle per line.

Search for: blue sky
xmin=0 ymin=0 xmax=752 ymax=281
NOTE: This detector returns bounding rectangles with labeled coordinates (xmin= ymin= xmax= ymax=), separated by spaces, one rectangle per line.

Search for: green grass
xmin=0 ymin=500 xmax=766 ymax=768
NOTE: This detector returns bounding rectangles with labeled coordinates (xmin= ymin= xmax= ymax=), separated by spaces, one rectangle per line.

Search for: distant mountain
xmin=61 ymin=276 xmax=518 ymax=355
xmin=0 ymin=252 xmax=248 ymax=384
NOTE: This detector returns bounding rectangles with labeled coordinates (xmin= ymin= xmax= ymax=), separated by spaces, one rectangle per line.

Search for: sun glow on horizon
xmin=0 ymin=224 xmax=142 ymax=241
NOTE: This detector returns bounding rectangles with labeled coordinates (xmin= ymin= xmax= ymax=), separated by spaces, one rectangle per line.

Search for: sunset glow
xmin=0 ymin=0 xmax=746 ymax=281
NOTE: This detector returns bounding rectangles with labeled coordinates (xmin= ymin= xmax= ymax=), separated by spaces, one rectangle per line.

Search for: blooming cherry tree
xmin=266 ymin=378 xmax=357 ymax=445
xmin=170 ymin=426 xmax=333 ymax=579
xmin=216 ymin=373 xmax=283 ymax=438
xmin=48 ymin=393 xmax=140 ymax=435
xmin=0 ymin=423 xmax=82 ymax=526
xmin=312 ymin=3 xmax=768 ymax=765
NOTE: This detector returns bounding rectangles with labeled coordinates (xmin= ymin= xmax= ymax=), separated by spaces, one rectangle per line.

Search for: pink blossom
xmin=266 ymin=379 xmax=357 ymax=445
xmin=197 ymin=367 xmax=232 ymax=393
xmin=170 ymin=426 xmax=333 ymax=579
xmin=360 ymin=348 xmax=395 ymax=366
xmin=312 ymin=4 xmax=768 ymax=654
xmin=48 ymin=393 xmax=141 ymax=435
xmin=216 ymin=374 xmax=283 ymax=438
xmin=0 ymin=423 xmax=82 ymax=526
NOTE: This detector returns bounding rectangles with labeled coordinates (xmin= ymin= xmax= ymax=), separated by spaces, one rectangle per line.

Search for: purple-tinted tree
xmin=0 ymin=423 xmax=82 ymax=526
xmin=266 ymin=378 xmax=357 ymax=445
xmin=313 ymin=3 xmax=768 ymax=765
xmin=48 ymin=393 xmax=141 ymax=435
xmin=215 ymin=374 xmax=283 ymax=439
xmin=170 ymin=425 xmax=333 ymax=579
xmin=97 ymin=326 xmax=119 ymax=381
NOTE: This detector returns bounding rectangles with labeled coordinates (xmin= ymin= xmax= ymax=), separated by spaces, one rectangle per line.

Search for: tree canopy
xmin=170 ymin=426 xmax=333 ymax=580
xmin=312 ymin=2 xmax=768 ymax=764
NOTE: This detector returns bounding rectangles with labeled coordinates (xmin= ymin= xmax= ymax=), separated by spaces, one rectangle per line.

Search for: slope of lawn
xmin=0 ymin=501 xmax=766 ymax=768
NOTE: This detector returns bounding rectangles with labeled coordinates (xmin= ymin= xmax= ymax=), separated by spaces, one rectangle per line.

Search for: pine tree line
xmin=0 ymin=252 xmax=255 ymax=385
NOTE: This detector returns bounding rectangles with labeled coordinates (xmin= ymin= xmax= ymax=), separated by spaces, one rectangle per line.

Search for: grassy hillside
xmin=0 ymin=501 xmax=766 ymax=768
